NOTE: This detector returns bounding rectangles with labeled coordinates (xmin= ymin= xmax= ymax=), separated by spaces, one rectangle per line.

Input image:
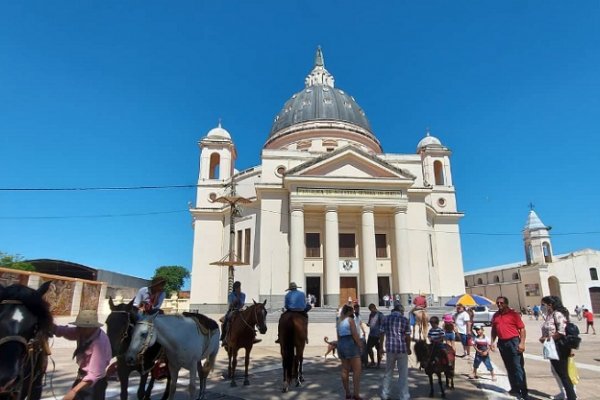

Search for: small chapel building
xmin=465 ymin=209 xmax=600 ymax=313
xmin=189 ymin=48 xmax=465 ymax=312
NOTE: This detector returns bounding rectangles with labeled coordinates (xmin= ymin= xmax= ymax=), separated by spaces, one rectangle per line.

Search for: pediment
xmin=285 ymin=146 xmax=415 ymax=180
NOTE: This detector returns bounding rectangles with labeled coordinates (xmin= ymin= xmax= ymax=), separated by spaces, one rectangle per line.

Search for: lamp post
xmin=210 ymin=178 xmax=251 ymax=294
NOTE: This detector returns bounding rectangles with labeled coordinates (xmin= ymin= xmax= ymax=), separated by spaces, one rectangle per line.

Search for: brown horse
xmin=412 ymin=309 xmax=429 ymax=340
xmin=224 ymin=300 xmax=268 ymax=387
xmin=414 ymin=340 xmax=455 ymax=398
xmin=278 ymin=311 xmax=307 ymax=393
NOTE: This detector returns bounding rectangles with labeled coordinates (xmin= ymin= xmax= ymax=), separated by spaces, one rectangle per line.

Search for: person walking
xmin=539 ymin=296 xmax=577 ymax=400
xmin=532 ymin=304 xmax=541 ymax=321
xmin=52 ymin=310 xmax=112 ymax=400
xmin=380 ymin=302 xmax=412 ymax=400
xmin=491 ymin=296 xmax=528 ymax=400
xmin=469 ymin=325 xmax=496 ymax=381
xmin=574 ymin=305 xmax=581 ymax=321
xmin=337 ymin=304 xmax=364 ymax=400
xmin=454 ymin=303 xmax=471 ymax=358
xmin=366 ymin=303 xmax=384 ymax=368
xmin=582 ymin=308 xmax=596 ymax=334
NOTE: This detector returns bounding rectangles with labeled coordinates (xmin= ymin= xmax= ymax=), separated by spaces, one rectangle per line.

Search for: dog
xmin=324 ymin=336 xmax=338 ymax=359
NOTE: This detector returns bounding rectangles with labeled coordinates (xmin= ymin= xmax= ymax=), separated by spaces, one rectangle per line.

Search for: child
xmin=583 ymin=308 xmax=596 ymax=334
xmin=428 ymin=316 xmax=446 ymax=363
xmin=469 ymin=325 xmax=496 ymax=381
xmin=442 ymin=313 xmax=456 ymax=350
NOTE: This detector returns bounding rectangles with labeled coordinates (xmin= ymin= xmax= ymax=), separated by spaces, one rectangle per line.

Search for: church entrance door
xmin=340 ymin=277 xmax=358 ymax=306
xmin=589 ymin=287 xmax=600 ymax=313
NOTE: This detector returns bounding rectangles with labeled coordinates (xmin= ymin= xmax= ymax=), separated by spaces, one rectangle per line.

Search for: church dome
xmin=265 ymin=47 xmax=381 ymax=152
xmin=206 ymin=123 xmax=231 ymax=140
xmin=416 ymin=132 xmax=442 ymax=152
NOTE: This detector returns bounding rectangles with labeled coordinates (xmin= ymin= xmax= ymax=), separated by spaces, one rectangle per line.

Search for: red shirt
xmin=491 ymin=308 xmax=524 ymax=340
xmin=584 ymin=311 xmax=594 ymax=322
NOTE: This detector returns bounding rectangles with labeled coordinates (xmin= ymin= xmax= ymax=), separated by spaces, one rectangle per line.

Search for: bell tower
xmin=523 ymin=208 xmax=553 ymax=265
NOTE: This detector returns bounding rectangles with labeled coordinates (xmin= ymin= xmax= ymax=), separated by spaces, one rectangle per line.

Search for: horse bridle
xmin=108 ymin=310 xmax=134 ymax=356
xmin=133 ymin=319 xmax=157 ymax=369
xmin=0 ymin=299 xmax=47 ymax=400
xmin=239 ymin=305 xmax=266 ymax=333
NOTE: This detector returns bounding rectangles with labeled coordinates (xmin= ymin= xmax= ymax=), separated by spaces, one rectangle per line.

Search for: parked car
xmin=471 ymin=305 xmax=497 ymax=326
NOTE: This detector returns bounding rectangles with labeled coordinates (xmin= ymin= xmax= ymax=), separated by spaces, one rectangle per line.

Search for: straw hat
xmin=69 ymin=310 xmax=103 ymax=328
xmin=285 ymin=282 xmax=301 ymax=291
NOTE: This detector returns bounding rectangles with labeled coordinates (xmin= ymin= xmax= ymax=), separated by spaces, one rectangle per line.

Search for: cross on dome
xmin=305 ymin=46 xmax=335 ymax=88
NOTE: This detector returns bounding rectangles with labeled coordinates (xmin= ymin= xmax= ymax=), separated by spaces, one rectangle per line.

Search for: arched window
xmin=590 ymin=267 xmax=599 ymax=281
xmin=209 ymin=153 xmax=220 ymax=179
xmin=525 ymin=244 xmax=532 ymax=265
xmin=477 ymin=278 xmax=483 ymax=285
xmin=512 ymin=272 xmax=520 ymax=280
xmin=494 ymin=275 xmax=500 ymax=283
xmin=433 ymin=160 xmax=445 ymax=185
xmin=542 ymin=242 xmax=552 ymax=263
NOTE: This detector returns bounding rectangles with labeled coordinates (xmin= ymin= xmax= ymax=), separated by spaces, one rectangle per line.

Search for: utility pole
xmin=211 ymin=176 xmax=251 ymax=294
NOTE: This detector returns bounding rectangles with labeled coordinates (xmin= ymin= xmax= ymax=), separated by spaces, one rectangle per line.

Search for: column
xmin=394 ymin=207 xmax=411 ymax=304
xmin=289 ymin=203 xmax=305 ymax=287
xmin=324 ymin=205 xmax=340 ymax=306
xmin=361 ymin=206 xmax=379 ymax=306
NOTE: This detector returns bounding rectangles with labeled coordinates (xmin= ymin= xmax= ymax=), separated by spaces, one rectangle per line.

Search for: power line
xmin=0 ymin=210 xmax=188 ymax=220
xmin=0 ymin=184 xmax=197 ymax=191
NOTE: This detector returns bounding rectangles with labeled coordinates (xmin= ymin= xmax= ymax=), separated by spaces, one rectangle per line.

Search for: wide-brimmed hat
xmin=285 ymin=282 xmax=301 ymax=291
xmin=150 ymin=276 xmax=167 ymax=288
xmin=69 ymin=310 xmax=103 ymax=328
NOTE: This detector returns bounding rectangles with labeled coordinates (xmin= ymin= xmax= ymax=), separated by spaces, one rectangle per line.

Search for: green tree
xmin=152 ymin=265 xmax=190 ymax=296
xmin=0 ymin=251 xmax=36 ymax=271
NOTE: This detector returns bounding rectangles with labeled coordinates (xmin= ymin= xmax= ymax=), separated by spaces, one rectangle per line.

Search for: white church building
xmin=465 ymin=210 xmax=600 ymax=313
xmin=190 ymin=48 xmax=466 ymax=312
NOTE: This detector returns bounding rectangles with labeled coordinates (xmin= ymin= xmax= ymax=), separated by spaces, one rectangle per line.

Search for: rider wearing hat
xmin=220 ymin=281 xmax=261 ymax=346
xmin=275 ymin=282 xmax=311 ymax=344
xmin=133 ymin=276 xmax=167 ymax=315
xmin=52 ymin=310 xmax=112 ymax=400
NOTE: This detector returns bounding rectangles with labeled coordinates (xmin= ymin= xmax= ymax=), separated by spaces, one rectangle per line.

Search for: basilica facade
xmin=190 ymin=49 xmax=465 ymax=312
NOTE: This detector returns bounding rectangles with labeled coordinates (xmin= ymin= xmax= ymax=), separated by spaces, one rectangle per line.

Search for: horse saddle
xmin=183 ymin=312 xmax=219 ymax=336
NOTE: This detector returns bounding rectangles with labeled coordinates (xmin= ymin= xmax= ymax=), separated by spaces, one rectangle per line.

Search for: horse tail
xmin=202 ymin=329 xmax=220 ymax=375
xmin=282 ymin=332 xmax=295 ymax=378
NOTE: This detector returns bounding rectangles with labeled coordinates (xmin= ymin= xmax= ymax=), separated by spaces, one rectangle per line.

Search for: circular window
xmin=437 ymin=198 xmax=446 ymax=207
xmin=208 ymin=192 xmax=217 ymax=202
xmin=276 ymin=166 xmax=286 ymax=177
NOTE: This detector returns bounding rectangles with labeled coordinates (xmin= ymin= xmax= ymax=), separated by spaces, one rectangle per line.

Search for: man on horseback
xmin=275 ymin=282 xmax=311 ymax=344
xmin=410 ymin=293 xmax=429 ymax=340
xmin=221 ymin=281 xmax=243 ymax=346
xmin=133 ymin=276 xmax=167 ymax=316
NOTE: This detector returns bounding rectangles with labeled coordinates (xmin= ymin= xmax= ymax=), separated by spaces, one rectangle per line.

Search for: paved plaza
xmin=41 ymin=313 xmax=599 ymax=400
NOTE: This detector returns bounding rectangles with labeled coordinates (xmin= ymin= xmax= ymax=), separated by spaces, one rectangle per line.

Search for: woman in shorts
xmin=337 ymin=304 xmax=364 ymax=400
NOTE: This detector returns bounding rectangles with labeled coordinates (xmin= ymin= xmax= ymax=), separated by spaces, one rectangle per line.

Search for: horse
xmin=277 ymin=311 xmax=307 ymax=393
xmin=105 ymin=298 xmax=170 ymax=400
xmin=0 ymin=282 xmax=52 ymax=400
xmin=413 ymin=340 xmax=455 ymax=398
xmin=125 ymin=313 xmax=219 ymax=400
xmin=412 ymin=308 xmax=429 ymax=340
xmin=224 ymin=300 xmax=268 ymax=387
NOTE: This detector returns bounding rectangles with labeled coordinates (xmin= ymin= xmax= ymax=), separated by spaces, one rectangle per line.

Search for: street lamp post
xmin=210 ymin=178 xmax=251 ymax=294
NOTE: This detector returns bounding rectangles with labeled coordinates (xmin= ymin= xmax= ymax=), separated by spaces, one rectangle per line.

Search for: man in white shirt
xmin=454 ymin=303 xmax=472 ymax=358
xmin=133 ymin=277 xmax=167 ymax=315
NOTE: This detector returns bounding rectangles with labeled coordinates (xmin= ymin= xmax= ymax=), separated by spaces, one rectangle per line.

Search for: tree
xmin=0 ymin=251 xmax=36 ymax=271
xmin=152 ymin=265 xmax=190 ymax=296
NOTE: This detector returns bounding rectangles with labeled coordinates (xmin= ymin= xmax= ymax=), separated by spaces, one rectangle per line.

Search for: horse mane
xmin=183 ymin=311 xmax=219 ymax=331
xmin=0 ymin=284 xmax=53 ymax=334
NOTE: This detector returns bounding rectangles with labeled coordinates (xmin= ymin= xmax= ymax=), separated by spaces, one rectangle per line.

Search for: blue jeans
xmin=498 ymin=337 xmax=528 ymax=397
xmin=473 ymin=353 xmax=493 ymax=372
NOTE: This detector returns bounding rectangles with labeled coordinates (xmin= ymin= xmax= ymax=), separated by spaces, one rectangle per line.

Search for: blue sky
xmin=1 ymin=1 xmax=599 ymax=284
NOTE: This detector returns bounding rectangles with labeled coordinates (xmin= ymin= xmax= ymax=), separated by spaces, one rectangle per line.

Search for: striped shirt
xmin=381 ymin=311 xmax=411 ymax=353
xmin=428 ymin=327 xmax=445 ymax=343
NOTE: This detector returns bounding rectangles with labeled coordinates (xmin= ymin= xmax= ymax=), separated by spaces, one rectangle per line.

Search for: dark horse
xmin=224 ymin=300 xmax=268 ymax=387
xmin=277 ymin=311 xmax=307 ymax=393
xmin=0 ymin=282 xmax=52 ymax=400
xmin=414 ymin=340 xmax=455 ymax=398
xmin=105 ymin=298 xmax=170 ymax=400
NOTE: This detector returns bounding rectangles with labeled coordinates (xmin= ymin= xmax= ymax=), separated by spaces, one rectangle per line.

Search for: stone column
xmin=324 ymin=205 xmax=340 ymax=306
xmin=361 ymin=206 xmax=379 ymax=306
xmin=394 ymin=207 xmax=411 ymax=305
xmin=289 ymin=203 xmax=305 ymax=287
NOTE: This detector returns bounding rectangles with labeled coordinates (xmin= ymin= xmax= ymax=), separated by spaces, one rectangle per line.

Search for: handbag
xmin=543 ymin=337 xmax=559 ymax=360
xmin=567 ymin=356 xmax=580 ymax=385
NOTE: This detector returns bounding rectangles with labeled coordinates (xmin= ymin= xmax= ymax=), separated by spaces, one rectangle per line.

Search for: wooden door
xmin=589 ymin=287 xmax=600 ymax=314
xmin=340 ymin=277 xmax=357 ymax=306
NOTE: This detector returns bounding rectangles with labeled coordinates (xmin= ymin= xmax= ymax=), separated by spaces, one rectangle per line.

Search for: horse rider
xmin=275 ymin=282 xmax=311 ymax=343
xmin=133 ymin=276 xmax=167 ymax=316
xmin=410 ymin=293 xmax=427 ymax=319
xmin=220 ymin=281 xmax=261 ymax=346
xmin=52 ymin=310 xmax=112 ymax=400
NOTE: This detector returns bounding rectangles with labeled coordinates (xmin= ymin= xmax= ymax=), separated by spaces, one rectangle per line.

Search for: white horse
xmin=125 ymin=313 xmax=219 ymax=400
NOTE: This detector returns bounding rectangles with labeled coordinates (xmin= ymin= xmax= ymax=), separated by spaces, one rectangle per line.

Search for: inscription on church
xmin=297 ymin=188 xmax=403 ymax=198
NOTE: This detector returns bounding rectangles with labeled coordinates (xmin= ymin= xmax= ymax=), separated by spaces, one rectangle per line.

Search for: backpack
xmin=564 ymin=321 xmax=581 ymax=350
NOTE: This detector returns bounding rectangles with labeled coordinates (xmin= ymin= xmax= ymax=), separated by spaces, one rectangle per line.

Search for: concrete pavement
xmin=41 ymin=313 xmax=598 ymax=400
